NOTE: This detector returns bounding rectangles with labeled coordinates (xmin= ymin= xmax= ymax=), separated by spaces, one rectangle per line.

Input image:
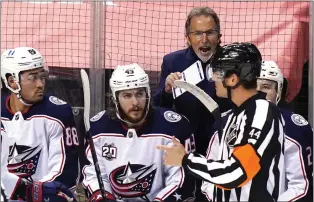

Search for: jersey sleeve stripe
xmin=179 ymin=167 xmax=184 ymax=187
xmin=187 ymin=163 xmax=245 ymax=188
xmin=160 ymin=185 xmax=178 ymax=200
xmin=251 ymin=100 xmax=269 ymax=130
xmin=257 ymin=120 xmax=275 ymax=156
xmin=201 ymin=190 xmax=212 ymax=201
xmin=232 ymin=144 xmax=261 ymax=187
xmin=206 ymin=132 xmax=218 ymax=159
xmin=188 ymin=153 xmax=237 ymax=171
xmin=185 ymin=154 xmax=246 ymax=186
xmin=234 ymin=114 xmax=247 ymax=145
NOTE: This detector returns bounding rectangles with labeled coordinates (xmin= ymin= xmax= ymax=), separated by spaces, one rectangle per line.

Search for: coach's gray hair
xmin=185 ymin=6 xmax=220 ymax=35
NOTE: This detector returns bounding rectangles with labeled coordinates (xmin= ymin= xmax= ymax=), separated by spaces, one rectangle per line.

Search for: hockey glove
xmin=27 ymin=181 xmax=77 ymax=202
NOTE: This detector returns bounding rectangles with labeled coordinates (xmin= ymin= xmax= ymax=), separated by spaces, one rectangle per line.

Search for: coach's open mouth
xmin=199 ymin=47 xmax=211 ymax=54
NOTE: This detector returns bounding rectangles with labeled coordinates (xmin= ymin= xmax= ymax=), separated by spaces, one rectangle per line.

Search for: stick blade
xmin=80 ymin=69 xmax=91 ymax=131
xmin=174 ymin=80 xmax=218 ymax=113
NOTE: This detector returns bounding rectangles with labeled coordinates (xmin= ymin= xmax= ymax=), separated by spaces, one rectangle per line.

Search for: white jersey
xmin=82 ymin=107 xmax=196 ymax=201
xmin=1 ymin=95 xmax=79 ymax=199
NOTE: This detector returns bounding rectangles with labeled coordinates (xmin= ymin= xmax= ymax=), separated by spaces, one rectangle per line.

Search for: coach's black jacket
xmin=154 ymin=46 xmax=233 ymax=155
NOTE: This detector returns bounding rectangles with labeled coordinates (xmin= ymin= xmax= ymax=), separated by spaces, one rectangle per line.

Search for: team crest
xmin=102 ymin=143 xmax=117 ymax=160
xmin=7 ymin=143 xmax=42 ymax=182
xmin=109 ymin=162 xmax=156 ymax=201
xmin=291 ymin=114 xmax=308 ymax=126
xmin=49 ymin=96 xmax=67 ymax=105
xmin=91 ymin=110 xmax=106 ymax=122
xmin=164 ymin=111 xmax=182 ymax=123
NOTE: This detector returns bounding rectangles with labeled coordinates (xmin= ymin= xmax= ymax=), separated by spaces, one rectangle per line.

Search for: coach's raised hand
xmin=164 ymin=72 xmax=182 ymax=93
xmin=157 ymin=136 xmax=187 ymax=166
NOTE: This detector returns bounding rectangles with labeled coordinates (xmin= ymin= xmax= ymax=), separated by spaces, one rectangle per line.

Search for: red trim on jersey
xmin=87 ymin=185 xmax=93 ymax=196
xmin=5 ymin=95 xmax=31 ymax=115
xmin=179 ymin=167 xmax=184 ymax=187
xmin=153 ymin=198 xmax=163 ymax=202
xmin=85 ymin=145 xmax=91 ymax=157
xmin=26 ymin=115 xmax=65 ymax=128
xmin=93 ymin=133 xmax=125 ymax=139
xmin=160 ymin=185 xmax=178 ymax=200
xmin=81 ymin=165 xmax=89 ymax=188
xmin=140 ymin=134 xmax=172 ymax=140
xmin=206 ymin=133 xmax=217 ymax=159
xmin=201 ymin=190 xmax=212 ymax=202
xmin=286 ymin=136 xmax=309 ymax=201
xmin=120 ymin=119 xmax=147 ymax=131
xmin=81 ymin=165 xmax=106 ymax=198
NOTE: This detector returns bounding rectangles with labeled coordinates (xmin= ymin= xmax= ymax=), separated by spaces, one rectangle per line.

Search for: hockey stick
xmin=1 ymin=187 xmax=8 ymax=202
xmin=174 ymin=80 xmax=222 ymax=202
xmin=174 ymin=80 xmax=223 ymax=142
xmin=80 ymin=69 xmax=107 ymax=200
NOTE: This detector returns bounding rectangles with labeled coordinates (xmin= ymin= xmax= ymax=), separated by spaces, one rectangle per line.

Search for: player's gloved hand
xmin=88 ymin=190 xmax=116 ymax=202
xmin=26 ymin=181 xmax=77 ymax=202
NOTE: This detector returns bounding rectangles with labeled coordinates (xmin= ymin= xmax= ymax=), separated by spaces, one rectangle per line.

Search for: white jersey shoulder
xmin=90 ymin=110 xmax=106 ymax=122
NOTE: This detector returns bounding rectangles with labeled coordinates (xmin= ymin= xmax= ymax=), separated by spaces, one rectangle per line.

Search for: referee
xmin=157 ymin=42 xmax=286 ymax=202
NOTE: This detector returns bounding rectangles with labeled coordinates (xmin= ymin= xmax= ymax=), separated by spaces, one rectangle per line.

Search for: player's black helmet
xmin=211 ymin=42 xmax=262 ymax=82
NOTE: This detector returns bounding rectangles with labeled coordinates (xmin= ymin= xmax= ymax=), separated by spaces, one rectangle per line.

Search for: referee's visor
xmin=206 ymin=66 xmax=226 ymax=82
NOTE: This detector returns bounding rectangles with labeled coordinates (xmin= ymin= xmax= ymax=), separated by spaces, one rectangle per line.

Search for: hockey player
xmin=257 ymin=60 xmax=313 ymax=201
xmin=158 ymin=42 xmax=286 ymax=202
xmin=1 ymin=47 xmax=79 ymax=201
xmin=82 ymin=64 xmax=196 ymax=202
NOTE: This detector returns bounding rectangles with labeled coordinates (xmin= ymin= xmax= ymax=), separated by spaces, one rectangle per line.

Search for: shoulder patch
xmin=91 ymin=110 xmax=106 ymax=122
xmin=291 ymin=114 xmax=308 ymax=126
xmin=164 ymin=111 xmax=182 ymax=123
xmin=49 ymin=96 xmax=67 ymax=105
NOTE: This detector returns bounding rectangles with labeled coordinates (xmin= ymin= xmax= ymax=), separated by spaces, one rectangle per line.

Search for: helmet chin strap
xmin=16 ymin=92 xmax=33 ymax=107
xmin=12 ymin=82 xmax=33 ymax=107
xmin=222 ymin=80 xmax=241 ymax=100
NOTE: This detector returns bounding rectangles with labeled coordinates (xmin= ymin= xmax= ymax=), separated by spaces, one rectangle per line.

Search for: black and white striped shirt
xmin=182 ymin=92 xmax=286 ymax=202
